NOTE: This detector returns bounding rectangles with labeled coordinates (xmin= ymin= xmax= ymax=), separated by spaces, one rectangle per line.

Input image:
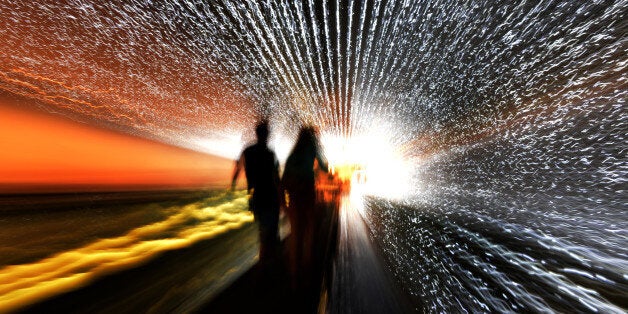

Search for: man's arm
xmin=231 ymin=155 xmax=244 ymax=191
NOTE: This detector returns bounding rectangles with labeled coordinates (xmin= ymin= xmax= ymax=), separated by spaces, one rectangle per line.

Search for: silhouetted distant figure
xmin=232 ymin=121 xmax=281 ymax=262
xmin=281 ymin=126 xmax=328 ymax=306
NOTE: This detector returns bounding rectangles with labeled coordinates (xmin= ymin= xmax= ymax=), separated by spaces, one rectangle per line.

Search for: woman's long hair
xmin=283 ymin=126 xmax=321 ymax=189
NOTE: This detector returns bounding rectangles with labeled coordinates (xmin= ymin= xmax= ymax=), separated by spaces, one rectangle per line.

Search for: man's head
xmin=255 ymin=121 xmax=269 ymax=144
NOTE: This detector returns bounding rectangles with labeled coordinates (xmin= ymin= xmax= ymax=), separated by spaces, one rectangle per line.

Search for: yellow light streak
xmin=0 ymin=192 xmax=253 ymax=313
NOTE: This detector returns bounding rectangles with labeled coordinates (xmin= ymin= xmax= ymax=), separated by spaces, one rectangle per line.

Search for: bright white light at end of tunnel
xmin=189 ymin=128 xmax=414 ymax=200
xmin=322 ymin=133 xmax=413 ymax=199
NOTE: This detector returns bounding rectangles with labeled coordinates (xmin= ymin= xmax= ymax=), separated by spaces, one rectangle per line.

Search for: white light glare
xmin=322 ymin=132 xmax=413 ymax=199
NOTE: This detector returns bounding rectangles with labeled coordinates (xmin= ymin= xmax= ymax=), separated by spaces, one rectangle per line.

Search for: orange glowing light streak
xmin=0 ymin=104 xmax=233 ymax=192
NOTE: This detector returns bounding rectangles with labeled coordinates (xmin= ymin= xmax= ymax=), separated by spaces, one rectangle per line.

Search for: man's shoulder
xmin=243 ymin=144 xmax=276 ymax=157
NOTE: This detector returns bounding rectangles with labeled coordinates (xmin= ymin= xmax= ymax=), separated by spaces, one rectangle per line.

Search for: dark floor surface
xmin=18 ymin=195 xmax=412 ymax=314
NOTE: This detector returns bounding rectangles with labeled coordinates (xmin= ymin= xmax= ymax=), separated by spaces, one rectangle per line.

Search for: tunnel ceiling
xmin=0 ymin=0 xmax=625 ymax=158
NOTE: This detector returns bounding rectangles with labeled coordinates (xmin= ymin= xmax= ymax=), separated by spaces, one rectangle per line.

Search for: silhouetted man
xmin=231 ymin=121 xmax=281 ymax=261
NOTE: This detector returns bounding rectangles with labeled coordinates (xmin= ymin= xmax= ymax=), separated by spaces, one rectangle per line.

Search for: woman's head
xmin=290 ymin=126 xmax=320 ymax=158
xmin=297 ymin=126 xmax=318 ymax=146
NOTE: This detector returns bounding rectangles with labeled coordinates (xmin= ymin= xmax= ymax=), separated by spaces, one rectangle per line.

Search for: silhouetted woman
xmin=281 ymin=126 xmax=328 ymax=301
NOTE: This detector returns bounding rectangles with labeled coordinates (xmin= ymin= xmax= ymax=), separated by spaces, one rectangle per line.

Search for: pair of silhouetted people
xmin=231 ymin=122 xmax=332 ymax=312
